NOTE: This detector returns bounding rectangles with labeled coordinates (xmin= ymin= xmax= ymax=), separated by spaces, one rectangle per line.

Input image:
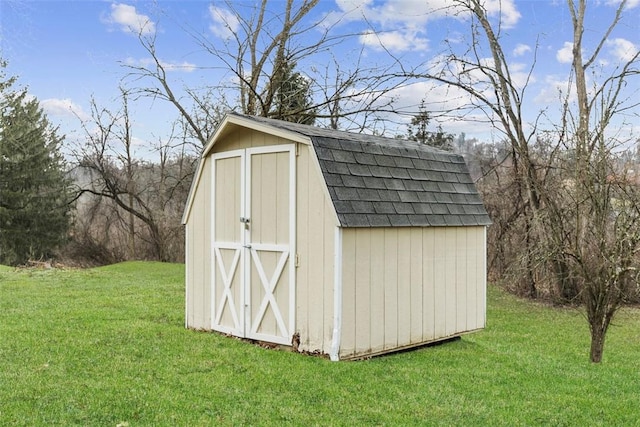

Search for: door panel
xmin=212 ymin=152 xmax=244 ymax=336
xmin=211 ymin=146 xmax=295 ymax=345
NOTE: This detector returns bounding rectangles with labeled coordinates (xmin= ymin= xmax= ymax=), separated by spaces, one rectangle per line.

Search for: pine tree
xmin=270 ymin=61 xmax=317 ymax=125
xmin=407 ymin=100 xmax=454 ymax=151
xmin=0 ymin=64 xmax=72 ymax=265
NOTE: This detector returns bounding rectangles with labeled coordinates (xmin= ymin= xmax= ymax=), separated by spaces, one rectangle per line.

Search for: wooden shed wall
xmin=295 ymin=143 xmax=338 ymax=354
xmin=339 ymin=226 xmax=486 ymax=359
xmin=185 ymin=127 xmax=337 ymax=353
xmin=185 ymin=158 xmax=212 ymax=330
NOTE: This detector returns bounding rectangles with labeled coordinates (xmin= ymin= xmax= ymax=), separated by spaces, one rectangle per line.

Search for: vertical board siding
xmin=369 ymin=229 xmax=385 ymax=354
xmin=340 ymin=229 xmax=356 ymax=353
xmin=354 ymin=230 xmax=371 ymax=354
xmin=340 ymin=226 xmax=486 ymax=359
xmin=422 ymin=228 xmax=436 ymax=341
xmin=185 ymin=159 xmax=211 ymax=330
xmin=383 ymin=229 xmax=398 ymax=350
xmin=295 ymin=144 xmax=337 ymax=354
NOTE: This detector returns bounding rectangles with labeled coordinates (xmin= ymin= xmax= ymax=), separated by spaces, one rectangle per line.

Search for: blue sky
xmin=1 ymin=0 xmax=639 ymax=157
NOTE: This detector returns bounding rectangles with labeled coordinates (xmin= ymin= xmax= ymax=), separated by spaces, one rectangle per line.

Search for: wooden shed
xmin=182 ymin=113 xmax=491 ymax=360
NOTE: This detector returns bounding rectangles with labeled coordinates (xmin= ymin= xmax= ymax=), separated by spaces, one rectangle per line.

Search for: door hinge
xmin=295 ymin=253 xmax=300 ymax=268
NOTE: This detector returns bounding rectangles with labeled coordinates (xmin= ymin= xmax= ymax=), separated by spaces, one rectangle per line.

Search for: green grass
xmin=1 ymin=262 xmax=639 ymax=426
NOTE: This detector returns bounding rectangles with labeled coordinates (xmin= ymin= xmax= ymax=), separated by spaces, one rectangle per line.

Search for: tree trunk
xmin=589 ymin=324 xmax=606 ymax=363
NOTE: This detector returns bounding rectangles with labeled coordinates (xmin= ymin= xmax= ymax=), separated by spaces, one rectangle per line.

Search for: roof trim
xmin=202 ymin=113 xmax=311 ymax=158
xmin=182 ymin=113 xmax=313 ymax=225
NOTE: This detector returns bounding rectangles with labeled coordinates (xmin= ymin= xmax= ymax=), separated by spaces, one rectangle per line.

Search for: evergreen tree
xmin=0 ymin=63 xmax=72 ymax=265
xmin=407 ymin=100 xmax=454 ymax=151
xmin=271 ymin=61 xmax=316 ymax=125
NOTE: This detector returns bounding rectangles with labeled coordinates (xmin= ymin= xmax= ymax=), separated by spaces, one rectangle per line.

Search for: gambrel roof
xmin=228 ymin=113 xmax=491 ymax=228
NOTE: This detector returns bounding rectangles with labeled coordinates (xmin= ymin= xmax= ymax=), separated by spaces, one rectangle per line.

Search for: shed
xmin=182 ymin=113 xmax=491 ymax=360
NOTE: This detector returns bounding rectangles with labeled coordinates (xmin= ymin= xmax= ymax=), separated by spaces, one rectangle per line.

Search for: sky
xmin=1 ymin=0 xmax=639 ymax=158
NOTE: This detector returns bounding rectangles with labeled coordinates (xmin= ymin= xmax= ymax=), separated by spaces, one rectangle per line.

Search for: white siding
xmin=295 ymin=144 xmax=338 ymax=354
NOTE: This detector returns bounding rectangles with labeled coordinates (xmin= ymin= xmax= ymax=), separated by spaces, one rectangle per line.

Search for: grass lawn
xmin=1 ymin=262 xmax=639 ymax=426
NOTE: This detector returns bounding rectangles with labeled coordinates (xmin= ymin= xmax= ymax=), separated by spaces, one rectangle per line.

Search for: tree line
xmin=1 ymin=0 xmax=639 ymax=363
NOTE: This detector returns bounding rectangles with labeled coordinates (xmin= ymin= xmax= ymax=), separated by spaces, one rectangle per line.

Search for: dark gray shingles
xmin=453 ymin=183 xmax=474 ymax=194
xmin=377 ymin=190 xmax=401 ymax=202
xmin=314 ymin=146 xmax=334 ymax=161
xmin=362 ymin=176 xmax=387 ymax=189
xmin=324 ymin=173 xmax=343 ymax=186
xmin=351 ymin=201 xmax=376 ymax=213
xmin=411 ymin=158 xmax=429 ymax=169
xmin=431 ymin=204 xmax=449 ymax=215
xmin=383 ymin=178 xmax=405 ymax=191
xmin=375 ymin=155 xmax=396 ymax=167
xmin=447 ymin=204 xmax=466 ymax=215
xmin=369 ymin=165 xmax=393 ymax=178
xmin=333 ymin=201 xmax=354 ymax=213
xmin=417 ymin=192 xmax=437 ymax=203
xmin=389 ymin=215 xmax=411 ymax=226
xmin=334 ymin=187 xmax=359 ymax=200
xmin=381 ymin=145 xmax=402 ymax=156
xmin=408 ymin=215 xmax=429 ymax=226
xmin=426 ymin=215 xmax=446 ymax=226
xmin=332 ymin=149 xmax=356 ymax=163
xmin=374 ymin=202 xmax=396 ymax=214
xmin=367 ymin=214 xmax=392 ymax=226
xmin=424 ymin=171 xmax=444 ymax=181
xmin=315 ymin=137 xmax=342 ymax=149
xmin=393 ymin=202 xmax=415 ymax=214
xmin=347 ymin=163 xmax=372 ymax=177
xmin=437 ymin=182 xmax=456 ymax=193
xmin=357 ymin=188 xmax=380 ymax=201
xmin=413 ymin=203 xmax=433 ymax=214
xmin=389 ymin=168 xmax=411 ymax=179
xmin=361 ymin=142 xmax=384 ymax=155
xmin=341 ymin=174 xmax=366 ymax=188
xmin=393 ymin=156 xmax=414 ymax=168
xmin=444 ymin=215 xmax=462 ymax=226
xmin=403 ymin=180 xmax=424 ymax=191
xmin=354 ymin=152 xmax=378 ymax=165
xmin=398 ymin=191 xmax=420 ymax=203
xmin=408 ymin=169 xmax=428 ymax=180
xmin=323 ymin=162 xmax=350 ymax=175
xmin=231 ymin=114 xmax=491 ymax=227
xmin=441 ymin=172 xmax=460 ymax=182
xmin=341 ymin=214 xmax=371 ymax=227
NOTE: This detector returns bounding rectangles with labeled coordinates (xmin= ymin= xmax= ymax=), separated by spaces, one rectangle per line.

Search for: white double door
xmin=211 ymin=145 xmax=295 ymax=345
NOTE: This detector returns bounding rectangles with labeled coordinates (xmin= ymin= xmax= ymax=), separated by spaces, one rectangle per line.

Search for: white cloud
xmin=41 ymin=98 xmax=89 ymax=121
xmin=481 ymin=0 xmax=521 ymax=28
xmin=606 ymin=0 xmax=640 ymax=9
xmin=513 ymin=43 xmax=531 ymax=57
xmin=209 ymin=5 xmax=240 ymax=39
xmin=607 ymin=38 xmax=639 ymax=62
xmin=326 ymin=0 xmax=521 ymax=53
xmin=105 ymin=3 xmax=155 ymax=35
xmin=556 ymin=41 xmax=574 ymax=64
xmin=534 ymin=75 xmax=574 ymax=105
xmin=124 ymin=57 xmax=196 ymax=72
xmin=359 ymin=30 xmax=428 ymax=52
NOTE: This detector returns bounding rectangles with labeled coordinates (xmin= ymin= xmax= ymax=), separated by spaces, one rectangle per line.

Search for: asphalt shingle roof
xmin=231 ymin=113 xmax=492 ymax=227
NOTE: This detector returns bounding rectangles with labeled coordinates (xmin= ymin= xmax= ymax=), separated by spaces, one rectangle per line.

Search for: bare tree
xmin=123 ymin=0 xmax=412 ymax=133
xmin=562 ymin=0 xmax=640 ymax=362
xmin=405 ymin=0 xmax=639 ymax=361
xmin=71 ymin=89 xmax=196 ymax=262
